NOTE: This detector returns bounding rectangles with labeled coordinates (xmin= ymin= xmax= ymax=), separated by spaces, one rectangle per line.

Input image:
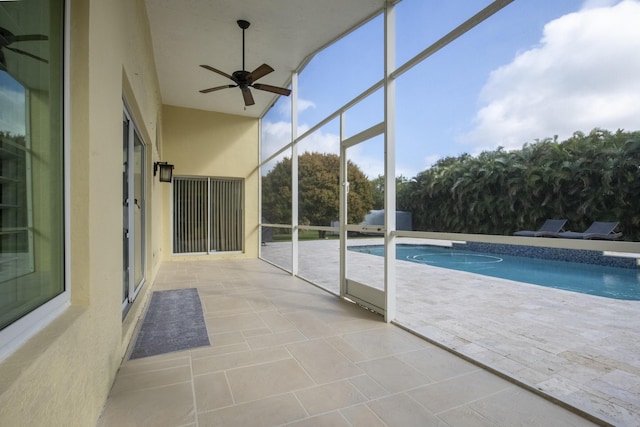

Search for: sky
xmin=262 ymin=0 xmax=640 ymax=179
xmin=0 ymin=72 xmax=25 ymax=136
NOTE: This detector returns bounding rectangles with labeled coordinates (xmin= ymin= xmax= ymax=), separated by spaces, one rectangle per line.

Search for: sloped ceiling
xmin=145 ymin=0 xmax=386 ymax=118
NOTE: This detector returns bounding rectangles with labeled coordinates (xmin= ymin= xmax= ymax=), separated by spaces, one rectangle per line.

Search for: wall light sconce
xmin=153 ymin=162 xmax=174 ymax=182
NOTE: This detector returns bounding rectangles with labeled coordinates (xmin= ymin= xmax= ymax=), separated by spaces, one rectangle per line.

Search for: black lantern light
xmin=153 ymin=162 xmax=174 ymax=182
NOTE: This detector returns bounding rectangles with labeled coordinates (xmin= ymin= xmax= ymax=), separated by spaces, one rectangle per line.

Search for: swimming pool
xmin=349 ymin=244 xmax=640 ymax=301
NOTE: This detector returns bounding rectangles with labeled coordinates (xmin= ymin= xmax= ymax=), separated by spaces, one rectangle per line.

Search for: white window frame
xmin=0 ymin=0 xmax=70 ymax=362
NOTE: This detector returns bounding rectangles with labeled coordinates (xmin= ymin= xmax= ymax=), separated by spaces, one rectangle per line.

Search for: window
xmin=0 ymin=0 xmax=66 ymax=350
xmin=173 ymin=177 xmax=243 ymax=254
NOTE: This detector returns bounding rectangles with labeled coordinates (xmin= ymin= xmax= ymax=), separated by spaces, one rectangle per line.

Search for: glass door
xmin=122 ymin=108 xmax=146 ymax=312
xmin=122 ymin=114 xmax=130 ymax=307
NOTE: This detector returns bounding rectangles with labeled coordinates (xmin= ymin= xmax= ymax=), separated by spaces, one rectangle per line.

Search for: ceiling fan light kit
xmin=199 ymin=19 xmax=291 ymax=106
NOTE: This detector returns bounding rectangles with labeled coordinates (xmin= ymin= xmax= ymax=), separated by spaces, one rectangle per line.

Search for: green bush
xmin=397 ymin=129 xmax=640 ymax=241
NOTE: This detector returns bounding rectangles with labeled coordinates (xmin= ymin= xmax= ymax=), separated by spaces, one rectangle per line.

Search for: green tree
xmin=262 ymin=152 xmax=373 ymax=237
xmin=371 ymin=174 xmax=410 ymax=210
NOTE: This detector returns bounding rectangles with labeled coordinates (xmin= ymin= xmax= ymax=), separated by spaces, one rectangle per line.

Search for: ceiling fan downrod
xmin=237 ymin=20 xmax=250 ymax=72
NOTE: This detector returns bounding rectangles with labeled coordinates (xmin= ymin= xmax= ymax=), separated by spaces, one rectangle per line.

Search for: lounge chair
xmin=513 ymin=219 xmax=567 ymax=237
xmin=557 ymin=221 xmax=623 ymax=240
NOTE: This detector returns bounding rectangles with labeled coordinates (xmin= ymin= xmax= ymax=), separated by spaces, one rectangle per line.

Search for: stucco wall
xmin=0 ymin=0 xmax=164 ymax=425
xmin=161 ymin=105 xmax=260 ymax=260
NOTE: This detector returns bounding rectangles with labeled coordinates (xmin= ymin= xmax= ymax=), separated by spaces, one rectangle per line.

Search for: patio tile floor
xmin=96 ymin=258 xmax=607 ymax=426
xmin=261 ymin=238 xmax=640 ymax=426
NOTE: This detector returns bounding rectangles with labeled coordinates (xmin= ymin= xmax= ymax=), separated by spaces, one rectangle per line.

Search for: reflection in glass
xmin=0 ymin=0 xmax=65 ymax=330
xmin=133 ymin=133 xmax=145 ymax=289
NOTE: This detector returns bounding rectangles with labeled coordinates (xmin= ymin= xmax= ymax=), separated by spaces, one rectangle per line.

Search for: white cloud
xmin=296 ymin=124 xmax=340 ymax=156
xmin=277 ymin=97 xmax=316 ymax=116
xmin=461 ymin=0 xmax=640 ymax=152
xmin=581 ymin=0 xmax=619 ymax=9
xmin=261 ymin=120 xmax=291 ymax=164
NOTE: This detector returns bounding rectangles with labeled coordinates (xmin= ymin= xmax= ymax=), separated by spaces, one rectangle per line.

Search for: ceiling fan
xmin=199 ymin=20 xmax=291 ymax=106
xmin=0 ymin=26 xmax=48 ymax=72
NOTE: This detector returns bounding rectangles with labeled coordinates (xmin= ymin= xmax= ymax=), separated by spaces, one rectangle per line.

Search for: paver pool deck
xmin=261 ymin=238 xmax=640 ymax=426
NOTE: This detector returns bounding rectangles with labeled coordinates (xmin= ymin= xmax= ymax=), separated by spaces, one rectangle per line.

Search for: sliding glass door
xmin=122 ymin=107 xmax=145 ymax=311
xmin=173 ymin=176 xmax=244 ymax=254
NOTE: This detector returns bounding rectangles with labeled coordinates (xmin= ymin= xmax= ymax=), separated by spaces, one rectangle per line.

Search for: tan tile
xmin=207 ymin=331 xmax=246 ymax=347
xmin=295 ymin=380 xmax=367 ymax=415
xmin=325 ymin=336 xmax=368 ymax=363
xmin=246 ymin=295 xmax=278 ymax=312
xmin=349 ymin=375 xmax=389 ymax=399
xmin=258 ymin=311 xmax=296 ymax=332
xmin=462 ymin=388 xmax=599 ymax=426
xmin=192 ymin=346 xmax=290 ymax=375
xmin=226 ymin=358 xmax=314 ymax=403
xmin=246 ymin=329 xmax=308 ymax=349
xmin=242 ymin=327 xmax=273 ymax=337
xmin=340 ymin=404 xmax=387 ymax=427
xmin=407 ymin=370 xmax=513 ymax=413
xmin=328 ymin=317 xmax=385 ymax=334
xmin=343 ymin=326 xmax=427 ymax=359
xmin=368 ymin=393 xmax=443 ymax=427
xmin=434 ymin=405 xmax=498 ymax=427
xmin=194 ymin=371 xmax=234 ymax=412
xmin=397 ymin=346 xmax=479 ymax=382
xmin=98 ymin=382 xmax=194 ymax=427
xmin=190 ymin=342 xmax=250 ymax=359
xmin=287 ymin=339 xmax=363 ymax=384
xmin=124 ymin=350 xmax=190 ymax=367
xmin=117 ymin=356 xmax=190 ymax=376
xmin=283 ymin=311 xmax=337 ymax=339
xmin=198 ymin=393 xmax=306 ymax=426
xmin=357 ymin=356 xmax=432 ymax=393
xmin=111 ymin=365 xmax=192 ymax=394
xmin=201 ymin=294 xmax=253 ymax=315
xmin=286 ymin=411 xmax=351 ymax=427
xmin=204 ymin=312 xmax=267 ymax=334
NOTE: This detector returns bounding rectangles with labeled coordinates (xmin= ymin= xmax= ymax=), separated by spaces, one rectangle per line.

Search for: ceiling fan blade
xmin=248 ymin=63 xmax=273 ymax=82
xmin=14 ymin=34 xmax=48 ymax=42
xmin=199 ymin=84 xmax=235 ymax=94
xmin=241 ymin=86 xmax=255 ymax=106
xmin=5 ymin=46 xmax=48 ymax=63
xmin=200 ymin=64 xmax=237 ymax=83
xmin=252 ymin=83 xmax=291 ymax=96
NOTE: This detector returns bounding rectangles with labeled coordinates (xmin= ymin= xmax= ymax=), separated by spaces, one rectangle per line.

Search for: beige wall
xmin=0 ymin=0 xmax=164 ymax=425
xmin=161 ymin=105 xmax=261 ymax=260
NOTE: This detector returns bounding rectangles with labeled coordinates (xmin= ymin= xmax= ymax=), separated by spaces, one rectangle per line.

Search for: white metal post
xmin=291 ymin=72 xmax=299 ymax=275
xmin=384 ymin=0 xmax=397 ymax=322
xmin=339 ymin=113 xmax=347 ymax=297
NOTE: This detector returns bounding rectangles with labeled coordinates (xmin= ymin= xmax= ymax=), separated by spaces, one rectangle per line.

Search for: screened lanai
xmin=1 ymin=0 xmax=639 ymax=425
xmin=257 ymin=1 xmax=640 ymax=425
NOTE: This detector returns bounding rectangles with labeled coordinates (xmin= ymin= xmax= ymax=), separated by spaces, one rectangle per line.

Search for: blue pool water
xmin=349 ymin=244 xmax=640 ymax=301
